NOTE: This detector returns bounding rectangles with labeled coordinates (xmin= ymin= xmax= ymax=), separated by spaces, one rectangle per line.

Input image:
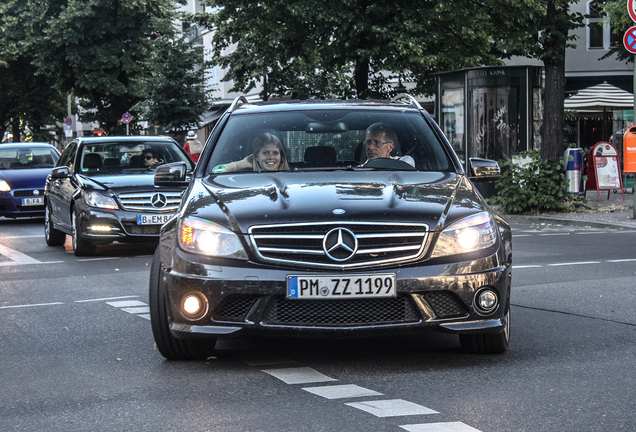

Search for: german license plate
xmin=287 ymin=274 xmax=396 ymax=299
xmin=136 ymin=214 xmax=174 ymax=225
xmin=22 ymin=197 xmax=44 ymax=206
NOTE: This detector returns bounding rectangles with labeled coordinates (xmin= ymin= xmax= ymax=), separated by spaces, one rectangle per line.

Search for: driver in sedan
xmin=364 ymin=122 xmax=415 ymax=166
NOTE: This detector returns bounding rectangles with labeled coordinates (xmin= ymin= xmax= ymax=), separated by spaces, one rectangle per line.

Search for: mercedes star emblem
xmin=150 ymin=193 xmax=167 ymax=208
xmin=323 ymin=227 xmax=358 ymax=262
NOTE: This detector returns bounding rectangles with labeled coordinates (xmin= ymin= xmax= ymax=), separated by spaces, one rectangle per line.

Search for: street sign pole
xmin=629 ymin=0 xmax=636 ymax=216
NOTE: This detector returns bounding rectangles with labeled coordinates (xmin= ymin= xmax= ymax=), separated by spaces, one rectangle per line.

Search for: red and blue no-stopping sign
xmin=624 ymin=26 xmax=636 ymax=54
xmin=122 ymin=112 xmax=132 ymax=124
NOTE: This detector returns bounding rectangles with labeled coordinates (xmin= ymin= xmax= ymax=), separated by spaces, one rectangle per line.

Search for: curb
xmin=502 ymin=213 xmax=636 ymax=230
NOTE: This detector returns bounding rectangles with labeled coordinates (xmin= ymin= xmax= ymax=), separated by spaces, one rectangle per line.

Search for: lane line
xmin=0 ymin=302 xmax=64 ymax=309
xmin=548 ymin=261 xmax=601 ymax=266
xmin=106 ymin=300 xmax=147 ymax=308
xmin=400 ymin=422 xmax=482 ymax=432
xmin=0 ymin=260 xmax=64 ymax=267
xmin=345 ymin=399 xmax=438 ymax=417
xmin=302 ymin=384 xmax=383 ymax=399
xmin=262 ymin=367 xmax=337 ymax=384
xmin=75 ymin=295 xmax=139 ymax=303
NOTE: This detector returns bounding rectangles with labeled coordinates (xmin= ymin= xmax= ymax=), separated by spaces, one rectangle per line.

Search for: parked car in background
xmin=0 ymin=143 xmax=60 ymax=218
xmin=44 ymin=136 xmax=194 ymax=256
xmin=149 ymin=95 xmax=513 ymax=360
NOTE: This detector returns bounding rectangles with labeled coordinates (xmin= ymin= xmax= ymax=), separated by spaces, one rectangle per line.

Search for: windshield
xmin=206 ymin=109 xmax=455 ymax=174
xmin=79 ymin=140 xmax=192 ymax=175
xmin=0 ymin=146 xmax=59 ymax=170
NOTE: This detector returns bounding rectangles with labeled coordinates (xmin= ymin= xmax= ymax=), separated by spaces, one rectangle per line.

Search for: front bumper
xmin=0 ymin=191 xmax=45 ymax=217
xmin=161 ymin=247 xmax=512 ymax=340
xmin=77 ymin=206 xmax=175 ymax=243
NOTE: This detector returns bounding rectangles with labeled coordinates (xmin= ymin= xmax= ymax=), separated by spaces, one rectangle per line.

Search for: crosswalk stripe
xmin=262 ymin=367 xmax=337 ymax=384
xmin=302 ymin=384 xmax=382 ymax=399
xmin=345 ymin=399 xmax=438 ymax=417
xmin=399 ymin=421 xmax=482 ymax=431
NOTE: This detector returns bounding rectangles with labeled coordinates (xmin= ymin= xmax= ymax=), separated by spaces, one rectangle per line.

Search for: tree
xmin=137 ymin=35 xmax=214 ymax=132
xmin=33 ymin=0 xmax=181 ymax=134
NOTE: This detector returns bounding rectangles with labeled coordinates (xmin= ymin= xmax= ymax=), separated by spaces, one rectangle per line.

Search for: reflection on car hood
xmin=193 ymin=171 xmax=489 ymax=232
xmin=0 ymin=168 xmax=53 ymax=189
xmin=78 ymin=172 xmax=157 ymax=192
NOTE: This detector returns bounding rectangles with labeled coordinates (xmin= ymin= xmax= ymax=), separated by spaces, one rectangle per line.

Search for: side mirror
xmin=50 ymin=166 xmax=70 ymax=179
xmin=154 ymin=162 xmax=189 ymax=186
xmin=468 ymin=158 xmax=501 ymax=182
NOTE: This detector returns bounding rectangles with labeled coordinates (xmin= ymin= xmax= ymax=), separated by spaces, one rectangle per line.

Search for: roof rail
xmin=391 ymin=93 xmax=423 ymax=110
xmin=227 ymin=96 xmax=249 ymax=113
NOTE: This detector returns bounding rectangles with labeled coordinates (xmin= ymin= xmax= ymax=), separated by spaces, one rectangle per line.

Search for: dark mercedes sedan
xmin=0 ymin=143 xmax=60 ymax=218
xmin=150 ymin=96 xmax=512 ymax=360
xmin=44 ymin=136 xmax=194 ymax=256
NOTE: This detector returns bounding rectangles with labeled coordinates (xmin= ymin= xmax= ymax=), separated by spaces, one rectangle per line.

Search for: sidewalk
xmin=498 ymin=189 xmax=636 ymax=229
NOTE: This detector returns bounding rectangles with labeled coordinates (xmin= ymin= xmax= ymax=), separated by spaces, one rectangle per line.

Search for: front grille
xmin=249 ymin=222 xmax=428 ymax=269
xmin=118 ymin=191 xmax=182 ymax=211
xmin=14 ymin=189 xmax=44 ymax=197
xmin=423 ymin=292 xmax=469 ymax=319
xmin=262 ymin=296 xmax=420 ymax=326
xmin=214 ymin=296 xmax=257 ymax=321
xmin=121 ymin=222 xmax=162 ymax=235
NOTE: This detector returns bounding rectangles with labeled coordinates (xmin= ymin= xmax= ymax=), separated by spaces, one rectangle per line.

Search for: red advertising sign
xmin=585 ymin=141 xmax=625 ymax=201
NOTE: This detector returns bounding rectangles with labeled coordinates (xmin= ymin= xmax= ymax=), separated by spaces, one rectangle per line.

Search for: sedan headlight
xmin=179 ymin=217 xmax=248 ymax=260
xmin=431 ymin=212 xmax=497 ymax=258
xmin=84 ymin=191 xmax=118 ymax=210
xmin=0 ymin=180 xmax=10 ymax=192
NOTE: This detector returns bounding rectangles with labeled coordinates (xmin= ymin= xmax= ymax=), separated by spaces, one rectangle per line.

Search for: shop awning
xmin=564 ymin=82 xmax=634 ymax=112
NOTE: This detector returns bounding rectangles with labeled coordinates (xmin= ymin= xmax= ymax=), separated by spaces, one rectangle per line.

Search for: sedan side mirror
xmin=155 ymin=162 xmax=189 ymax=186
xmin=50 ymin=166 xmax=70 ymax=179
xmin=468 ymin=158 xmax=501 ymax=182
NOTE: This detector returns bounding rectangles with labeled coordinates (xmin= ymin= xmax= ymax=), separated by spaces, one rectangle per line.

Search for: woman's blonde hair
xmin=251 ymin=133 xmax=290 ymax=171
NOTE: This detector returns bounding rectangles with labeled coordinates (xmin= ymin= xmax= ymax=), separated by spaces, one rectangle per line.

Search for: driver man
xmin=142 ymin=149 xmax=160 ymax=167
xmin=364 ymin=122 xmax=415 ymax=166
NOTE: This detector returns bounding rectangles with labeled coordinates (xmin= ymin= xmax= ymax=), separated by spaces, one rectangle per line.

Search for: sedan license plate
xmin=22 ymin=197 xmax=44 ymax=206
xmin=137 ymin=214 xmax=174 ymax=225
xmin=287 ymin=274 xmax=396 ymax=299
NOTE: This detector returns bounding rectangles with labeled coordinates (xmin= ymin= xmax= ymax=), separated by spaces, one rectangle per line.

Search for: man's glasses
xmin=364 ymin=139 xmax=392 ymax=148
xmin=144 ymin=155 xmax=155 ymax=160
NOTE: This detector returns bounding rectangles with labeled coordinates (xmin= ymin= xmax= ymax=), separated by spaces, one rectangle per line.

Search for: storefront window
xmin=470 ymin=86 xmax=518 ymax=162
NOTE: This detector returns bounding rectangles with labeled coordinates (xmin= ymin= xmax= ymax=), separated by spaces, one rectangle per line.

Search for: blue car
xmin=0 ymin=143 xmax=61 ymax=218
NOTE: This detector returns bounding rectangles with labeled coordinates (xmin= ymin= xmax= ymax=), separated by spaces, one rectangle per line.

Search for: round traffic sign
xmin=64 ymin=117 xmax=72 ymax=126
xmin=629 ymin=0 xmax=636 ymax=23
xmin=122 ymin=112 xmax=132 ymax=124
xmin=624 ymin=26 xmax=636 ymax=54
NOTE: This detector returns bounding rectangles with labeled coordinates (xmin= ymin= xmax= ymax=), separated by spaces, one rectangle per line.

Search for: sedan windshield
xmin=79 ymin=141 xmax=192 ymax=174
xmin=206 ymin=109 xmax=455 ymax=174
xmin=0 ymin=147 xmax=59 ymax=170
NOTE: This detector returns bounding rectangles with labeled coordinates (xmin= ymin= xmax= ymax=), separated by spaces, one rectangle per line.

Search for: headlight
xmin=84 ymin=191 xmax=118 ymax=209
xmin=431 ymin=212 xmax=497 ymax=258
xmin=0 ymin=180 xmax=10 ymax=192
xmin=179 ymin=217 xmax=248 ymax=259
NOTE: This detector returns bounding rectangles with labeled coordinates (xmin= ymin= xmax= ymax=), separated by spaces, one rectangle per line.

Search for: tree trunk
xmin=12 ymin=120 xmax=21 ymax=142
xmin=541 ymin=56 xmax=567 ymax=162
xmin=354 ymin=58 xmax=369 ymax=99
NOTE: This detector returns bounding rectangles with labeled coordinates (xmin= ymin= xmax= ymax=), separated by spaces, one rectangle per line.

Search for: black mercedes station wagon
xmin=44 ymin=136 xmax=194 ymax=256
xmin=150 ymin=95 xmax=512 ymax=360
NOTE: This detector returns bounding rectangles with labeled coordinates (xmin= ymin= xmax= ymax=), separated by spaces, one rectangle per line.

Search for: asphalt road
xmin=0 ymin=217 xmax=635 ymax=432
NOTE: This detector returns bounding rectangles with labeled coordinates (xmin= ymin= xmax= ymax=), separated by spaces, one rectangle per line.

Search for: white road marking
xmin=400 ymin=422 xmax=482 ymax=432
xmin=0 ymin=235 xmax=44 ymax=239
xmin=302 ymin=384 xmax=383 ymax=399
xmin=138 ymin=314 xmax=151 ymax=320
xmin=513 ymin=265 xmax=541 ymax=268
xmin=0 ymin=302 xmax=64 ymax=309
xmin=77 ymin=257 xmax=121 ymax=261
xmin=75 ymin=295 xmax=138 ymax=303
xmin=122 ymin=306 xmax=150 ymax=314
xmin=262 ymin=367 xmax=337 ymax=384
xmin=345 ymin=399 xmax=438 ymax=417
xmin=608 ymin=258 xmax=636 ymax=262
xmin=548 ymin=261 xmax=600 ymax=266
xmin=106 ymin=300 xmax=147 ymax=308
xmin=0 ymin=260 xmax=63 ymax=267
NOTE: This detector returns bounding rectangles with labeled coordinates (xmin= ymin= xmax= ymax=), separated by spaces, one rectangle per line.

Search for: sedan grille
xmin=262 ymin=296 xmax=420 ymax=326
xmin=423 ymin=292 xmax=469 ymax=319
xmin=249 ymin=222 xmax=429 ymax=269
xmin=118 ymin=192 xmax=182 ymax=212
xmin=14 ymin=189 xmax=44 ymax=198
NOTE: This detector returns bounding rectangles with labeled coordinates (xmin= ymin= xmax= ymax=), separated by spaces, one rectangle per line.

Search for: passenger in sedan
xmin=363 ymin=122 xmax=415 ymax=166
xmin=213 ymin=133 xmax=290 ymax=173
xmin=142 ymin=149 xmax=161 ymax=167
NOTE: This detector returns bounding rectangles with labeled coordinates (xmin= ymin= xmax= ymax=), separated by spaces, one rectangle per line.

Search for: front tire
xmin=149 ymin=248 xmax=216 ymax=360
xmin=459 ymin=307 xmax=510 ymax=354
xmin=72 ymin=206 xmax=95 ymax=256
xmin=44 ymin=201 xmax=66 ymax=246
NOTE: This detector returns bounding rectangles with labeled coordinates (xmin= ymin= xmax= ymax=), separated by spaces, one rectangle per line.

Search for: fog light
xmin=475 ymin=289 xmax=498 ymax=315
xmin=89 ymin=225 xmax=114 ymax=232
xmin=181 ymin=292 xmax=208 ymax=320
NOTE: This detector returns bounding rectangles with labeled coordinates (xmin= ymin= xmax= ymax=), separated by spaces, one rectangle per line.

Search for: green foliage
xmin=490 ymin=150 xmax=580 ymax=214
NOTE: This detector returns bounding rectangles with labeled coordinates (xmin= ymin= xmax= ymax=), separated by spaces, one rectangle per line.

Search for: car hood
xmin=1 ymin=168 xmax=53 ymax=189
xmin=188 ymin=171 xmax=490 ymax=233
xmin=77 ymin=172 xmax=160 ymax=192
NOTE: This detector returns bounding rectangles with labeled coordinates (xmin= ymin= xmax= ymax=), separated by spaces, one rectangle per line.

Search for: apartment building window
xmin=588 ymin=1 xmax=620 ymax=49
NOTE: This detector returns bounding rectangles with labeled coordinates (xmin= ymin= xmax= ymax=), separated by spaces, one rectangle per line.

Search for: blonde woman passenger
xmin=213 ymin=133 xmax=290 ymax=173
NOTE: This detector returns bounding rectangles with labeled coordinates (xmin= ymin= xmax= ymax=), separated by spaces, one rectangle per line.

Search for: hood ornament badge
xmin=332 ymin=208 xmax=345 ymax=215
